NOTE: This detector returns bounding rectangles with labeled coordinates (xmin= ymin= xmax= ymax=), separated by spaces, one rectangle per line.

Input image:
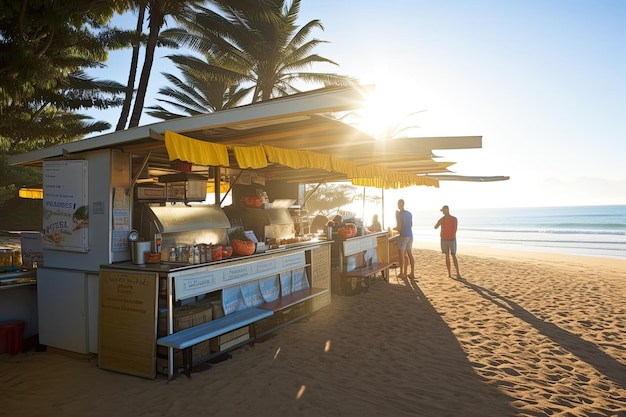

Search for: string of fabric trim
xmin=164 ymin=131 xmax=438 ymax=189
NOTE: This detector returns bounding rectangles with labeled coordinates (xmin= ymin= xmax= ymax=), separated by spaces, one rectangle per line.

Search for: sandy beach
xmin=1 ymin=246 xmax=625 ymax=417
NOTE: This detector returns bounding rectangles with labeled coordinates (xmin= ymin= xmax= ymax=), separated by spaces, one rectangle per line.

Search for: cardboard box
xmin=211 ymin=300 xmax=225 ymax=319
xmin=157 ymin=298 xmax=214 ymax=373
xmin=158 ymin=298 xmax=213 ymax=335
xmin=136 ymin=186 xmax=166 ymax=199
xmin=253 ymin=314 xmax=281 ymax=336
xmin=282 ymin=300 xmax=308 ymax=323
xmin=210 ymin=326 xmax=249 ymax=352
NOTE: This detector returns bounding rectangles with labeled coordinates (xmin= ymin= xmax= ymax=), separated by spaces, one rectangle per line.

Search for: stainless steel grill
xmin=137 ymin=204 xmax=231 ymax=256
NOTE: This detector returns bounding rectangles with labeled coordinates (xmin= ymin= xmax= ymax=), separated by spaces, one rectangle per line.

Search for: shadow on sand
xmin=457 ymin=277 xmax=626 ymax=390
xmin=365 ymin=275 xmax=522 ymax=416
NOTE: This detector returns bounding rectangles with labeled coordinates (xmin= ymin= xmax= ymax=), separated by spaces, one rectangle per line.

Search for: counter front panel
xmin=173 ymin=251 xmax=306 ymax=301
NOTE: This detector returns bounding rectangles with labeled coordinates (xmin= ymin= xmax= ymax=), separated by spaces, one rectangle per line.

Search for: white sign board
xmin=42 ymin=160 xmax=89 ymax=252
xmin=173 ymin=251 xmax=306 ymax=301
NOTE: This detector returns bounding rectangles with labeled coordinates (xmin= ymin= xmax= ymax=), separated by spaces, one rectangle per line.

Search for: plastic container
xmin=211 ymin=245 xmax=222 ymax=261
xmin=0 ymin=249 xmax=13 ymax=272
xmin=0 ymin=249 xmax=21 ymax=272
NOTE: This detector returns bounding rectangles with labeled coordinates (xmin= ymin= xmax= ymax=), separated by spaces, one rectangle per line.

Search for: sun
xmin=354 ymin=77 xmax=429 ymax=140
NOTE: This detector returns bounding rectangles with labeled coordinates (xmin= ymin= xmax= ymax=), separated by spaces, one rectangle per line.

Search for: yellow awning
xmin=231 ymin=145 xmax=268 ymax=169
xmin=165 ymin=131 xmax=230 ymax=166
xmin=163 ymin=130 xmax=439 ymax=189
xmin=207 ymin=181 xmax=231 ymax=193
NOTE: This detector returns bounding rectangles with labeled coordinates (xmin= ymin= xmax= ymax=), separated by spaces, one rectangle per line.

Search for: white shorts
xmin=440 ymin=239 xmax=457 ymax=255
xmin=396 ymin=236 xmax=413 ymax=251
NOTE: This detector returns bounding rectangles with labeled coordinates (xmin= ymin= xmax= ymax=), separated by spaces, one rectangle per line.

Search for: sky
xmin=87 ymin=0 xmax=626 ymax=211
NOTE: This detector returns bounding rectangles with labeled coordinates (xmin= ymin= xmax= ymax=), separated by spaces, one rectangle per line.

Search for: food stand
xmin=8 ymin=85 xmax=504 ymax=378
xmin=0 ymin=232 xmax=43 ymax=352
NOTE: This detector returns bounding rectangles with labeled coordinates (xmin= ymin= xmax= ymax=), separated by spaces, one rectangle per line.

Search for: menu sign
xmin=42 ymin=160 xmax=89 ymax=252
xmin=98 ymin=269 xmax=158 ymax=379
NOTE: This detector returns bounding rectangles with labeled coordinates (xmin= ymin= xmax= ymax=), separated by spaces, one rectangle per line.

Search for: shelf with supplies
xmin=98 ymin=240 xmax=332 ymax=380
xmin=134 ymin=172 xmax=208 ymax=203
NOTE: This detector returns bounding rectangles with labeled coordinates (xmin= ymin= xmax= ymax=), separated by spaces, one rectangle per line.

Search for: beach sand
xmin=1 ymin=246 xmax=625 ymax=417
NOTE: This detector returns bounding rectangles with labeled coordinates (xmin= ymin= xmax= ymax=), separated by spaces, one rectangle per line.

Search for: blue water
xmin=411 ymin=205 xmax=626 ymax=260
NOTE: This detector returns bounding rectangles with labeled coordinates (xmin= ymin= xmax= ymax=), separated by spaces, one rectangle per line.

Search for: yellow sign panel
xmin=98 ymin=269 xmax=158 ymax=379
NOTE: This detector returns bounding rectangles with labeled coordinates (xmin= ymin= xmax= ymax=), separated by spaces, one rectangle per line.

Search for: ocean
xmin=2 ymin=205 xmax=625 ymax=261
xmin=411 ymin=205 xmax=626 ymax=260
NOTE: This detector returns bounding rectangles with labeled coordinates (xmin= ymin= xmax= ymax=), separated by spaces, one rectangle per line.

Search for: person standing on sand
xmin=395 ymin=199 xmax=415 ymax=279
xmin=434 ymin=205 xmax=461 ymax=278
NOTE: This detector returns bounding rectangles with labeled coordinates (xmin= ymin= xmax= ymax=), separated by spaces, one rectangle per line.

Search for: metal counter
xmin=0 ymin=269 xmax=38 ymax=339
xmin=102 ymin=238 xmax=331 ymax=275
xmin=0 ymin=269 xmax=37 ymax=289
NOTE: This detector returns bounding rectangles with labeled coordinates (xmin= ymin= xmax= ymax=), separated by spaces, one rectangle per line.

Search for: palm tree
xmin=127 ymin=0 xmax=201 ymax=128
xmin=0 ymin=1 xmax=115 ymax=102
xmin=0 ymin=0 xmax=126 ymax=150
xmin=146 ymin=52 xmax=249 ymax=119
xmin=157 ymin=0 xmax=355 ymax=112
xmin=116 ymin=3 xmax=147 ymax=131
xmin=2 ymin=71 xmax=124 ymax=153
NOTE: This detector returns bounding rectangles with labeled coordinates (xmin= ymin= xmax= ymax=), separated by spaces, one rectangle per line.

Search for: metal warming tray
xmin=137 ymin=204 xmax=231 ymax=253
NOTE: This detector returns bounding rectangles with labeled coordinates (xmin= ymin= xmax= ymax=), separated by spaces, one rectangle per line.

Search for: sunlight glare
xmin=357 ymin=76 xmax=427 ymax=140
xmin=324 ymin=339 xmax=331 ymax=352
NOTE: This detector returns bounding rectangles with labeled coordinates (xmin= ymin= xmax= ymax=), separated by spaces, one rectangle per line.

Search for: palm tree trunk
xmin=116 ymin=5 xmax=145 ymax=131
xmin=128 ymin=11 xmax=163 ymax=128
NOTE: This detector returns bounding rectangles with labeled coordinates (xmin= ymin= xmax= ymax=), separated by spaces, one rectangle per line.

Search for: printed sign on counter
xmin=173 ymin=250 xmax=307 ymax=301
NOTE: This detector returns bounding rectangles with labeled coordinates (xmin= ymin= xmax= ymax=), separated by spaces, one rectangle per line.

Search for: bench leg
xmin=182 ymin=347 xmax=193 ymax=378
xmin=343 ymin=276 xmax=368 ymax=295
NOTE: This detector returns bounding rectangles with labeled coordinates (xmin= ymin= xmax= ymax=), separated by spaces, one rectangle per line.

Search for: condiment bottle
xmin=192 ymin=244 xmax=199 ymax=264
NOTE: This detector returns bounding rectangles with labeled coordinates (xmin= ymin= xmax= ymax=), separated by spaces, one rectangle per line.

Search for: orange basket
xmin=144 ymin=252 xmax=162 ymax=264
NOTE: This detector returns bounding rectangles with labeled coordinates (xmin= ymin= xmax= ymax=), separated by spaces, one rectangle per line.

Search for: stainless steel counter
xmin=102 ymin=239 xmax=332 ymax=274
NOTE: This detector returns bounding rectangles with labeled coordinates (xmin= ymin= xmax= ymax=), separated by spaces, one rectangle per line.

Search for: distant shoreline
xmin=2 ymin=230 xmax=624 ymax=262
xmin=416 ymin=240 xmax=626 ymax=268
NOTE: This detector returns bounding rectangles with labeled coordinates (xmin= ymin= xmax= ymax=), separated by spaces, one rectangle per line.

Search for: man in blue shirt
xmin=395 ymin=199 xmax=415 ymax=279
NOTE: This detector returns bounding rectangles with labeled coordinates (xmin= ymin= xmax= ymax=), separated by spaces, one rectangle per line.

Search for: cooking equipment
xmin=136 ymin=204 xmax=231 ymax=262
xmin=223 ymin=206 xmax=294 ymax=243
xmin=290 ymin=208 xmax=310 ymax=236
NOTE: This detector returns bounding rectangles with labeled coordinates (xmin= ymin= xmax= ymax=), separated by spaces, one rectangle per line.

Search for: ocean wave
xmin=413 ymin=205 xmax=626 ymax=260
xmin=460 ymin=227 xmax=626 ymax=236
xmin=476 ymin=236 xmax=626 ymax=246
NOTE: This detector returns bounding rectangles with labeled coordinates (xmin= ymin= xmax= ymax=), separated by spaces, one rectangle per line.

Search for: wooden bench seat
xmin=340 ymin=262 xmax=392 ymax=295
xmin=157 ymin=307 xmax=274 ymax=378
xmin=343 ymin=262 xmax=392 ymax=279
xmin=254 ymin=288 xmax=329 ymax=337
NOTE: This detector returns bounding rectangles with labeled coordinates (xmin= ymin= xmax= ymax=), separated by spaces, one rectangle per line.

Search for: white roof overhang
xmin=8 ymin=85 xmax=507 ymax=188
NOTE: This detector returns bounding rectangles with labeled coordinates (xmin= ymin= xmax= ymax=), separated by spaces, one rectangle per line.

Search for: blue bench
xmin=157 ymin=307 xmax=274 ymax=378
